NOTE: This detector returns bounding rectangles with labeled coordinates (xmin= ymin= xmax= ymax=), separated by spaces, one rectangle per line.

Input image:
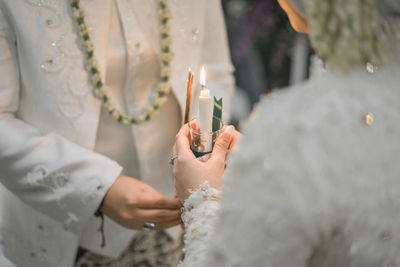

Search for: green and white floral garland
xmin=69 ymin=0 xmax=173 ymax=125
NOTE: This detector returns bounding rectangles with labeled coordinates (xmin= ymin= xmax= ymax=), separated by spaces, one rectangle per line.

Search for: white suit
xmin=0 ymin=0 xmax=234 ymax=266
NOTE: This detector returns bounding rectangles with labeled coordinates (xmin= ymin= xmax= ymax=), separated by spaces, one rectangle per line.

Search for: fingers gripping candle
xmin=199 ymin=66 xmax=213 ymax=152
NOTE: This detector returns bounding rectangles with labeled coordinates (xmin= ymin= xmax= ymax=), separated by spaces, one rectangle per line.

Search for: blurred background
xmin=222 ymin=0 xmax=313 ymax=128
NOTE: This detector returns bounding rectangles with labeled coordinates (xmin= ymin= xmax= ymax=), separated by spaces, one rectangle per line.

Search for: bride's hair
xmin=289 ymin=0 xmax=400 ymax=70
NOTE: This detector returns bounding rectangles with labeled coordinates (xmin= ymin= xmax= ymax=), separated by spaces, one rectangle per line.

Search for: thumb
xmin=211 ymin=126 xmax=235 ymax=161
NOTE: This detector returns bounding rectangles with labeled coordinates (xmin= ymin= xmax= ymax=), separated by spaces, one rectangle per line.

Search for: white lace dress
xmin=180 ymin=31 xmax=400 ymax=267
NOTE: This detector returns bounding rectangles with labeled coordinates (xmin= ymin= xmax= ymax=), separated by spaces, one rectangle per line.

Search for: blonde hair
xmin=292 ymin=0 xmax=384 ymax=71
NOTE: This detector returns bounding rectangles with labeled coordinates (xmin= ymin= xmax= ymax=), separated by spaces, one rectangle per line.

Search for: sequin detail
xmin=380 ymin=232 xmax=392 ymax=241
xmin=366 ymin=61 xmax=379 ymax=73
xmin=40 ymin=47 xmax=65 ymax=73
xmin=365 ymin=112 xmax=375 ymax=126
xmin=191 ymin=27 xmax=200 ymax=41
xmin=23 ymin=0 xmax=63 ymax=29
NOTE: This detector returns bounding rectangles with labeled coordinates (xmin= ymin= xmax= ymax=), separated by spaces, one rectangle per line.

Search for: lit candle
xmin=198 ymin=66 xmax=213 ymax=152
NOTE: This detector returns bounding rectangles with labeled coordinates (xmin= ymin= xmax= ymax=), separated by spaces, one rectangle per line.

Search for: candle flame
xmin=200 ymin=66 xmax=206 ymax=87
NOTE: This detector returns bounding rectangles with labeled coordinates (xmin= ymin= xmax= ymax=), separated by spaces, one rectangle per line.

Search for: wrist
xmin=183 ymin=181 xmax=221 ymax=212
xmin=94 ymin=196 xmax=105 ymax=216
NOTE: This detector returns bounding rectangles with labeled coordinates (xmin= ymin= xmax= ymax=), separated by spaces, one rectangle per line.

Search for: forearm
xmin=179 ymin=182 xmax=221 ymax=267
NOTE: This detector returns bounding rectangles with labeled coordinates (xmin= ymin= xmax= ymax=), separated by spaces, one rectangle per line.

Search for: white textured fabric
xmin=0 ymin=249 xmax=15 ymax=267
xmin=179 ymin=182 xmax=221 ymax=267
xmin=80 ymin=2 xmax=182 ymax=256
xmin=80 ymin=2 xmax=141 ymax=256
xmin=95 ymin=0 xmax=139 ymax=181
xmin=182 ymin=21 xmax=400 ymax=267
xmin=0 ymin=0 xmax=234 ymax=265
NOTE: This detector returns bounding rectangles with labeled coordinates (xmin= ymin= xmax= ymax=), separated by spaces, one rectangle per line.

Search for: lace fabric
xmin=179 ymin=182 xmax=221 ymax=267
xmin=75 ymin=230 xmax=183 ymax=267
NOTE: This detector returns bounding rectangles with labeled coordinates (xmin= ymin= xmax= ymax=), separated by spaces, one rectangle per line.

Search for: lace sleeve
xmin=178 ymin=182 xmax=221 ymax=267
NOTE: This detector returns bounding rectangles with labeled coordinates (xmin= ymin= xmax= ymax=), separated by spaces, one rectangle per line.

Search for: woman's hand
xmin=173 ymin=124 xmax=236 ymax=202
xmin=101 ymin=176 xmax=182 ymax=230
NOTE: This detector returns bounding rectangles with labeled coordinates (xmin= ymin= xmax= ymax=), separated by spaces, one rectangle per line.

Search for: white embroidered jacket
xmin=0 ymin=0 xmax=234 ymax=266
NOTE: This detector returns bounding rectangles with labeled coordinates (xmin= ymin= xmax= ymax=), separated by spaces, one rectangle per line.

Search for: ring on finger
xmin=143 ymin=222 xmax=156 ymax=231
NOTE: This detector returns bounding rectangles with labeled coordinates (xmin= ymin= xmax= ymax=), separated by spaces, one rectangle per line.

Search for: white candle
xmin=199 ymin=66 xmax=213 ymax=152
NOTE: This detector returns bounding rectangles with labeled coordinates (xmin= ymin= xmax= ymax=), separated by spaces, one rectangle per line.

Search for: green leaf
xmin=212 ymin=97 xmax=223 ymax=132
xmin=71 ymin=2 xmax=79 ymax=9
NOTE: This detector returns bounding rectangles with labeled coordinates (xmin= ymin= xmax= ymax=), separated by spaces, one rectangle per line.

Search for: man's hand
xmin=101 ymin=176 xmax=182 ymax=230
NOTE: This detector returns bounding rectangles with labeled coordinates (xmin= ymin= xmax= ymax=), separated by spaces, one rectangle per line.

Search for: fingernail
xmin=225 ymin=125 xmax=235 ymax=135
xmin=197 ymin=154 xmax=211 ymax=162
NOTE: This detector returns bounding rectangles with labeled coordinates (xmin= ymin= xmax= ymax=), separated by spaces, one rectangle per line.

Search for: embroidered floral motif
xmin=64 ymin=212 xmax=79 ymax=230
xmin=66 ymin=64 xmax=90 ymax=97
xmin=45 ymin=172 xmax=69 ymax=189
xmin=40 ymin=31 xmax=82 ymax=73
xmin=38 ymin=5 xmax=62 ymax=28
xmin=172 ymin=0 xmax=201 ymax=45
xmin=25 ymin=166 xmax=74 ymax=208
xmin=26 ymin=165 xmax=49 ymax=185
xmin=57 ymin=86 xmax=84 ymax=118
xmin=22 ymin=0 xmax=63 ymax=29
xmin=40 ymin=40 xmax=66 ymax=73
xmin=22 ymin=0 xmax=87 ymax=120
xmin=0 ymin=226 xmax=48 ymax=264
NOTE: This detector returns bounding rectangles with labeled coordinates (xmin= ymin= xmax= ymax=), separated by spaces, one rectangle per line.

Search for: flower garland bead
xmin=69 ymin=0 xmax=174 ymax=125
xmin=161 ymin=66 xmax=171 ymax=78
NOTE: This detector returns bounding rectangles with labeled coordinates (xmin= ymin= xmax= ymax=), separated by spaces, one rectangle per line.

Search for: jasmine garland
xmin=69 ymin=0 xmax=174 ymax=125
